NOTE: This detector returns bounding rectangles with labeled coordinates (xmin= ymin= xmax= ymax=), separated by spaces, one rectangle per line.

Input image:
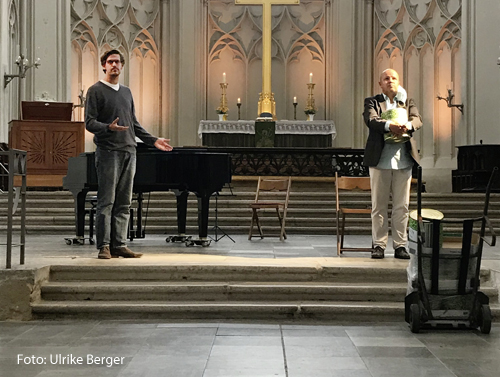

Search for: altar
xmin=198 ymin=120 xmax=336 ymax=147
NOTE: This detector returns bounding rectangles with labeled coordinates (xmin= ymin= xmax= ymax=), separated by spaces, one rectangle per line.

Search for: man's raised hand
xmin=108 ymin=117 xmax=128 ymax=131
xmin=154 ymin=138 xmax=173 ymax=152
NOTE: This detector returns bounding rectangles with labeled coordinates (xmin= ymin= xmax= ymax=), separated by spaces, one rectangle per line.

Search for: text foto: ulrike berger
xmin=17 ymin=354 xmax=125 ymax=367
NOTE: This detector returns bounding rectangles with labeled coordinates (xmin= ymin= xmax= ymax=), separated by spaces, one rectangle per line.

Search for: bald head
xmin=379 ymin=69 xmax=399 ymax=101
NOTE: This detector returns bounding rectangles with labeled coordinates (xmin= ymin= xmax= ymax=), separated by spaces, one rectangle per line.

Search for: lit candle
xmin=223 ymin=72 xmax=226 ymax=83
xmin=237 ymin=98 xmax=241 ymax=104
xmin=293 ymin=96 xmax=297 ymax=104
xmin=309 ymin=73 xmax=313 ymax=83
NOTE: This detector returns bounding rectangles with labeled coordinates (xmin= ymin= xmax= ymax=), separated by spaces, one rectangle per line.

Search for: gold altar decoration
xmin=235 ymin=0 xmax=300 ymax=118
xmin=217 ymin=82 xmax=229 ymax=121
xmin=305 ymin=83 xmax=317 ymax=117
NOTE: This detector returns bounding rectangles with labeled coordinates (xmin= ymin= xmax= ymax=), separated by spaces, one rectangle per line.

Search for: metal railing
xmin=0 ymin=148 xmax=27 ymax=268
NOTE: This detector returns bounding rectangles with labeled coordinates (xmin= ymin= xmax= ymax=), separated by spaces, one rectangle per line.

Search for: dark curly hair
xmin=100 ymin=50 xmax=125 ymax=73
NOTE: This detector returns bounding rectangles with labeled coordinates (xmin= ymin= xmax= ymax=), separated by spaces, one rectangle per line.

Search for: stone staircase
xmin=1 ymin=178 xmax=500 ymax=236
xmin=31 ymin=264 xmax=500 ymax=321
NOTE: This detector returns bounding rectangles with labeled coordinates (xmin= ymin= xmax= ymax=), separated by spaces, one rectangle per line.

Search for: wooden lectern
xmin=9 ymin=101 xmax=85 ymax=187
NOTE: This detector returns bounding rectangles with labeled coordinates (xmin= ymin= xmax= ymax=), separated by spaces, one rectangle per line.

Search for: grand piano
xmin=63 ymin=146 xmax=232 ymax=246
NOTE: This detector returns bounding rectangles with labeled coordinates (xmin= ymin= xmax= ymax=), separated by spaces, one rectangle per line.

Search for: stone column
xmin=326 ymin=0 xmax=373 ymax=149
xmin=165 ymin=0 xmax=207 ymax=147
xmin=29 ymin=0 xmax=71 ymax=102
xmin=462 ymin=0 xmax=500 ymax=145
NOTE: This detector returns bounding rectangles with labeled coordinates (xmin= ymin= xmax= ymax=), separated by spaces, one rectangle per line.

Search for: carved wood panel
xmin=9 ymin=121 xmax=85 ymax=175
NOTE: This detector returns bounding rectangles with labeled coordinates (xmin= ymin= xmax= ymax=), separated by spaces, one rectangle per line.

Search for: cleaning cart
xmin=405 ymin=166 xmax=497 ymax=333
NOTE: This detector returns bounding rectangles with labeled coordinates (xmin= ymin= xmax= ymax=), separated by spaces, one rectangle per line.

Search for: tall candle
xmin=309 ymin=73 xmax=313 ymax=83
xmin=237 ymin=98 xmax=241 ymax=104
xmin=293 ymin=96 xmax=297 ymax=103
xmin=223 ymin=72 xmax=226 ymax=83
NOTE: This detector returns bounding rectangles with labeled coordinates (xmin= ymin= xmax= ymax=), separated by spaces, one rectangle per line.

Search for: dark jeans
xmin=95 ymin=148 xmax=136 ymax=249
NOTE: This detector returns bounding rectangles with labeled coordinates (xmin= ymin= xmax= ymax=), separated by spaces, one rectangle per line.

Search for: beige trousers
xmin=369 ymin=167 xmax=412 ymax=250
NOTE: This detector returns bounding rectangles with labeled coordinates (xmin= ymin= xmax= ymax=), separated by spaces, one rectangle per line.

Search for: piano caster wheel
xmin=167 ymin=235 xmax=192 ymax=243
xmin=184 ymin=239 xmax=211 ymax=247
xmin=65 ymin=238 xmax=85 ymax=246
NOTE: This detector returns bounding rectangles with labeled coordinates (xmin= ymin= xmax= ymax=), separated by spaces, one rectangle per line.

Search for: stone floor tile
xmin=203 ymin=368 xmax=285 ymax=377
xmin=349 ymin=336 xmax=425 ymax=347
xmin=356 ymin=346 xmax=434 ymax=358
xmin=363 ymin=357 xmax=458 ymax=377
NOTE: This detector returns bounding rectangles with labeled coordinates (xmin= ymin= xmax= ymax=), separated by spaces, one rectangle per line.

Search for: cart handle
xmin=417 ymin=218 xmax=426 ymax=245
xmin=483 ymin=216 xmax=496 ymax=247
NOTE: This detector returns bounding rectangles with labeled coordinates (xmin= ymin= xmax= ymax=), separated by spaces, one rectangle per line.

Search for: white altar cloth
xmin=198 ymin=120 xmax=336 ymax=141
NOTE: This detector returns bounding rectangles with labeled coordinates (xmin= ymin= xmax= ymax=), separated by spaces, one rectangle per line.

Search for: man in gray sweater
xmin=85 ymin=49 xmax=172 ymax=259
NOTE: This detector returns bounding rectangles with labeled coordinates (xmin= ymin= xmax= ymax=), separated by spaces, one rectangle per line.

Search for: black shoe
xmin=371 ymin=246 xmax=385 ymax=259
xmin=394 ymin=247 xmax=410 ymax=260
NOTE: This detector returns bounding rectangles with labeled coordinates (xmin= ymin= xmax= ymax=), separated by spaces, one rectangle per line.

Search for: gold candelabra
xmin=217 ymin=83 xmax=229 ymax=121
xmin=304 ymin=83 xmax=317 ymax=119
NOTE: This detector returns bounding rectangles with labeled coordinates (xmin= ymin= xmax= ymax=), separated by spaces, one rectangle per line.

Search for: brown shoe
xmin=111 ymin=246 xmax=143 ymax=258
xmin=98 ymin=246 xmax=111 ymax=259
xmin=371 ymin=246 xmax=385 ymax=259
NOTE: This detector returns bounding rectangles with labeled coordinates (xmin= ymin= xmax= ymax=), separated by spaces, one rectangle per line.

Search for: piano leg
xmin=185 ymin=195 xmax=211 ymax=247
xmin=65 ymin=190 xmax=89 ymax=245
xmin=166 ymin=190 xmax=192 ymax=243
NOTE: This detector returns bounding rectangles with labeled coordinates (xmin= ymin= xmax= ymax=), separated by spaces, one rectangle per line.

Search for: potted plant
xmin=304 ymin=108 xmax=316 ymax=121
xmin=216 ymin=108 xmax=228 ymax=121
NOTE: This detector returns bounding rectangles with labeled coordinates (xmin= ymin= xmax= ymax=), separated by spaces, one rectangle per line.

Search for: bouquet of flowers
xmin=381 ymin=108 xmax=411 ymax=144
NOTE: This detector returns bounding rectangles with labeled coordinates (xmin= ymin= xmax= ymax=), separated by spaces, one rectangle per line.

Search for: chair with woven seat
xmin=249 ymin=176 xmax=291 ymax=241
xmin=335 ymin=172 xmax=372 ymax=255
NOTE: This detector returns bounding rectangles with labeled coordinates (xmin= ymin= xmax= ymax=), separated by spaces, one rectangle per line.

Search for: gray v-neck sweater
xmin=85 ymin=81 xmax=157 ymax=152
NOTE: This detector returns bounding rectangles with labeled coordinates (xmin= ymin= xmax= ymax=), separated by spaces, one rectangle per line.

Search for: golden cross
xmin=235 ymin=0 xmax=300 ymax=118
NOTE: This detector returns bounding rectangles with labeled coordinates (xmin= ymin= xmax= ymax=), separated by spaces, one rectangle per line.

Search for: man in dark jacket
xmin=85 ymin=49 xmax=173 ymax=259
xmin=363 ymin=69 xmax=422 ymax=259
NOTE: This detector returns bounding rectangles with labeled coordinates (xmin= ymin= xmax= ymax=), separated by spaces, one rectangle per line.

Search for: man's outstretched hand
xmin=108 ymin=117 xmax=128 ymax=132
xmin=154 ymin=138 xmax=173 ymax=152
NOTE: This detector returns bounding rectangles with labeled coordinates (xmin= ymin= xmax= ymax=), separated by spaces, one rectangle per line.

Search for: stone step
xmin=40 ymin=281 xmax=499 ymax=304
xmin=2 ymin=183 xmax=500 ymax=235
xmin=47 ymin=265 xmax=409 ymax=283
xmin=31 ymin=300 xmax=500 ymax=321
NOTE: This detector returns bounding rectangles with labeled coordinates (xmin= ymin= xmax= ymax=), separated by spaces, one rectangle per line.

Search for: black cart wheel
xmin=409 ymin=303 xmax=421 ymax=333
xmin=479 ymin=304 xmax=492 ymax=334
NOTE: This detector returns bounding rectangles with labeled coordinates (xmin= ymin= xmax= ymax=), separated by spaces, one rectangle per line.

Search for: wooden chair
xmin=249 ymin=177 xmax=291 ymax=241
xmin=335 ymin=172 xmax=372 ymax=255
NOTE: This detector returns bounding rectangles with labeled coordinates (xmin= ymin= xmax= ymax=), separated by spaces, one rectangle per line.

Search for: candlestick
xmin=237 ymin=102 xmax=242 ymax=120
xmin=437 ymin=88 xmax=463 ymax=113
xmin=309 ymin=73 xmax=313 ymax=83
xmin=223 ymin=72 xmax=226 ymax=83
xmin=293 ymin=102 xmax=297 ymax=120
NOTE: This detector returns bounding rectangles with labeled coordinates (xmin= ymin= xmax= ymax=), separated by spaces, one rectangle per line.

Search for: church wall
xmin=372 ymin=0 xmax=463 ymax=192
xmin=207 ymin=0 xmax=327 ymax=122
xmin=465 ymin=0 xmax=500 ymax=145
xmin=1 ymin=1 xmax=500 ymax=193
